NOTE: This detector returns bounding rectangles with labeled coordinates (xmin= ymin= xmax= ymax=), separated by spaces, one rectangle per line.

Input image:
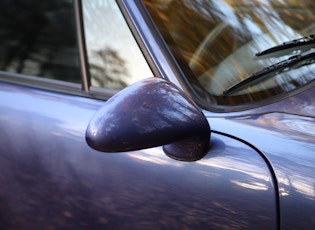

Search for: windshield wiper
xmin=256 ymin=34 xmax=315 ymax=58
xmin=223 ymin=48 xmax=315 ymax=95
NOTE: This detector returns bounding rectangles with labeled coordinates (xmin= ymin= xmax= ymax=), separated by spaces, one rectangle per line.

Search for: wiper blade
xmin=256 ymin=34 xmax=315 ymax=58
xmin=223 ymin=49 xmax=315 ymax=95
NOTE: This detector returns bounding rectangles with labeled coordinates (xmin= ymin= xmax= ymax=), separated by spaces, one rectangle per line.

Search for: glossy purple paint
xmin=86 ymin=78 xmax=210 ymax=161
xmin=0 ymin=82 xmax=277 ymax=229
xmin=207 ymin=87 xmax=315 ymax=229
xmin=0 ymin=0 xmax=314 ymax=229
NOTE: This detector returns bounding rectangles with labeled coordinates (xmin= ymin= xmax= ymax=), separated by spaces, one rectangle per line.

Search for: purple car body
xmin=0 ymin=0 xmax=314 ymax=229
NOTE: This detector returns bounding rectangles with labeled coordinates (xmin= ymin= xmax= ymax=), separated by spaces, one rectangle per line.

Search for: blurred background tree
xmin=89 ymin=47 xmax=128 ymax=89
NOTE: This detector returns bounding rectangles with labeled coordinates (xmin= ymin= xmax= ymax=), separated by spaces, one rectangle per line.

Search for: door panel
xmin=0 ymin=82 xmax=277 ymax=229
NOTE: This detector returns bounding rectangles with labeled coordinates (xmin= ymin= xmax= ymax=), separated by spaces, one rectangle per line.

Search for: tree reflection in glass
xmin=0 ymin=0 xmax=80 ymax=82
xmin=143 ymin=0 xmax=315 ymax=107
xmin=82 ymin=0 xmax=153 ymax=90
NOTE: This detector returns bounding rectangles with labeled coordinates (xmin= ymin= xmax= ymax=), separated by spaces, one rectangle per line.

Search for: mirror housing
xmin=85 ymin=78 xmax=210 ymax=161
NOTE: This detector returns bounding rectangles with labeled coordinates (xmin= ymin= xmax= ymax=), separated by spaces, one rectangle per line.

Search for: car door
xmin=0 ymin=0 xmax=278 ymax=229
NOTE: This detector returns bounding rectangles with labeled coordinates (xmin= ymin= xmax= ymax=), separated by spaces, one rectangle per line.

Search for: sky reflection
xmin=83 ymin=0 xmax=153 ymax=89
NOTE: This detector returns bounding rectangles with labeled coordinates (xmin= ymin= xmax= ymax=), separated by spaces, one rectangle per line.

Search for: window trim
xmin=0 ymin=71 xmax=83 ymax=95
xmin=74 ymin=0 xmax=90 ymax=92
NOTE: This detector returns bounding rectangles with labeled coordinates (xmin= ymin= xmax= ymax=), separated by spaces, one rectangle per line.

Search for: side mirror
xmin=85 ymin=77 xmax=210 ymax=161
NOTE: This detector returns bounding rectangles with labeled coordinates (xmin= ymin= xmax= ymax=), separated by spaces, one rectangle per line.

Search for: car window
xmin=143 ymin=0 xmax=315 ymax=110
xmin=0 ymin=0 xmax=81 ymax=83
xmin=82 ymin=0 xmax=153 ymax=90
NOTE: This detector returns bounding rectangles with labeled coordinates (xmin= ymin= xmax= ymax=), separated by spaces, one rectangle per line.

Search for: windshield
xmin=143 ymin=0 xmax=315 ymax=110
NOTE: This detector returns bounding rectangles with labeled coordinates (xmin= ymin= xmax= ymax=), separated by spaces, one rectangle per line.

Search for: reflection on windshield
xmin=143 ymin=0 xmax=315 ymax=108
xmin=83 ymin=0 xmax=153 ymax=90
